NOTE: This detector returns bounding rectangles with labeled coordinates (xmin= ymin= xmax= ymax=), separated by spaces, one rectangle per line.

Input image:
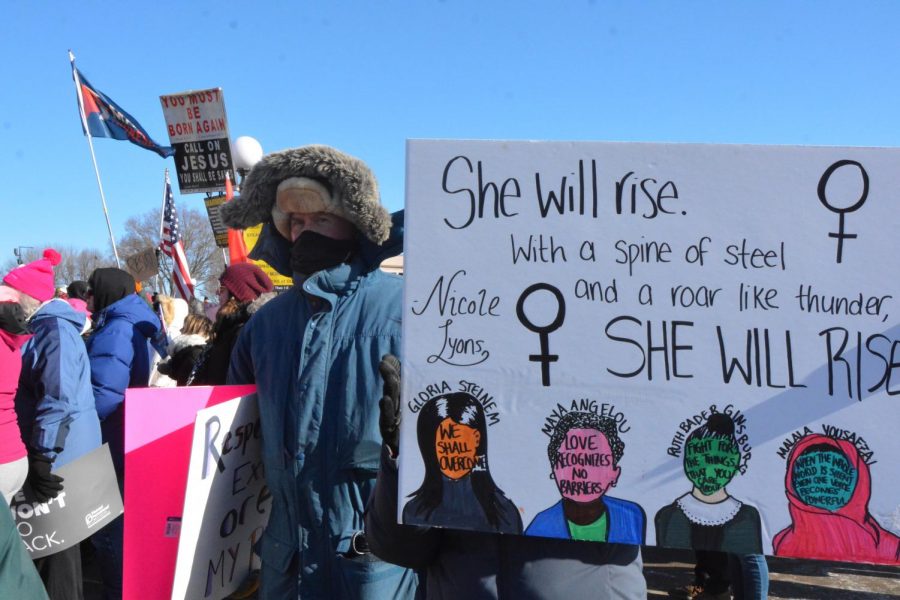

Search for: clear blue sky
xmin=2 ymin=1 xmax=899 ymax=256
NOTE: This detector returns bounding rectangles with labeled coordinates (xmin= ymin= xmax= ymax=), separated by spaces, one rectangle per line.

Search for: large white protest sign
xmin=160 ymin=88 xmax=234 ymax=194
xmin=171 ymin=393 xmax=270 ymax=600
xmin=399 ymin=140 xmax=900 ymax=565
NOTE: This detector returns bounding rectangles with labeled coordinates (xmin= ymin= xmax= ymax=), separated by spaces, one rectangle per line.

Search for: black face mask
xmin=290 ymin=231 xmax=358 ymax=275
xmin=0 ymin=302 xmax=29 ymax=335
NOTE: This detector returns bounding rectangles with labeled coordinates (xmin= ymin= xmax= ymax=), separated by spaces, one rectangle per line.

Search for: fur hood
xmin=247 ymin=291 xmax=277 ymax=315
xmin=167 ymin=333 xmax=208 ymax=355
xmin=220 ymin=145 xmax=391 ymax=245
xmin=213 ymin=291 xmax=278 ymax=338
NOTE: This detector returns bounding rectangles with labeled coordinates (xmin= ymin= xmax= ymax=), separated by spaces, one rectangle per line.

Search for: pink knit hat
xmin=2 ymin=249 xmax=62 ymax=302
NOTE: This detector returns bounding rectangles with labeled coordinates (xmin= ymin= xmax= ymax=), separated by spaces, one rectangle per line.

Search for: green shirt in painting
xmin=567 ymin=512 xmax=609 ymax=542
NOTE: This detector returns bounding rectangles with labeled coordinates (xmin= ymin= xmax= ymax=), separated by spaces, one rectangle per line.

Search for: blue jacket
xmin=16 ymin=300 xmax=101 ymax=469
xmin=86 ymin=293 xmax=160 ymax=420
xmin=86 ymin=293 xmax=160 ymax=481
xmin=525 ymin=498 xmax=647 ymax=545
xmin=228 ymin=214 xmax=417 ymax=599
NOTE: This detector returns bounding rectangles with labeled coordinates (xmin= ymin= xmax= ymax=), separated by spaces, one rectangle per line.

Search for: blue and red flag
xmin=74 ymin=68 xmax=174 ymax=158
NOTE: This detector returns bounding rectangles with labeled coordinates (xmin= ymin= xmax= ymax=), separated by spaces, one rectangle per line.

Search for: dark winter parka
xmin=221 ymin=145 xmax=416 ymax=599
xmin=193 ymin=293 xmax=274 ymax=385
xmin=227 ymin=216 xmax=416 ymax=599
xmin=157 ymin=334 xmax=208 ymax=387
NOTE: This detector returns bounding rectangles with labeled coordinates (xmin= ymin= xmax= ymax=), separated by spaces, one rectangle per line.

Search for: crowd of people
xmin=0 ymin=145 xmax=771 ymax=599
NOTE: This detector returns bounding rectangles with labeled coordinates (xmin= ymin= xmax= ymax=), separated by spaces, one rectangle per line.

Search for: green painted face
xmin=791 ymin=447 xmax=857 ymax=511
xmin=684 ymin=436 xmax=740 ymax=495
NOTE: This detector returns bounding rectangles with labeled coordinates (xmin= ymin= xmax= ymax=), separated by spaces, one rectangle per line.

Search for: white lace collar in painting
xmin=675 ymin=492 xmax=742 ymax=526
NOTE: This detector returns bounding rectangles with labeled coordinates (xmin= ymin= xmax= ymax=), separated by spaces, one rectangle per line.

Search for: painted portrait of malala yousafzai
xmin=773 ymin=432 xmax=900 ymax=564
xmin=403 ymin=392 xmax=522 ymax=534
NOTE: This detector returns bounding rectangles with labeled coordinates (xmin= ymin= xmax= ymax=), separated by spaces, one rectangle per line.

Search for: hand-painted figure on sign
xmin=403 ymin=391 xmax=523 ymax=534
xmin=655 ymin=412 xmax=762 ymax=554
xmin=773 ymin=432 xmax=900 ymax=564
xmin=525 ymin=406 xmax=646 ymax=544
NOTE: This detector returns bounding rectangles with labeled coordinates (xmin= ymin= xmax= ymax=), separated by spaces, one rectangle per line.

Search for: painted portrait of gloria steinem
xmin=403 ymin=392 xmax=522 ymax=534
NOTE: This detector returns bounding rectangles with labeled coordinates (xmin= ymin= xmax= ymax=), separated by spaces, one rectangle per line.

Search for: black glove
xmin=378 ymin=354 xmax=402 ymax=456
xmin=27 ymin=453 xmax=64 ymax=503
xmin=156 ymin=359 xmax=173 ymax=376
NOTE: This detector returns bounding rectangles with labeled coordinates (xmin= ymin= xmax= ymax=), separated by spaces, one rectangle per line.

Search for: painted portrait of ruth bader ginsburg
xmin=654 ymin=412 xmax=762 ymax=554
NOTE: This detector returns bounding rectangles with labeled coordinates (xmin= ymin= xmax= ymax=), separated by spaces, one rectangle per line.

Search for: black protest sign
xmin=172 ymin=139 xmax=234 ymax=194
xmin=11 ymin=444 xmax=123 ymax=559
xmin=202 ymin=194 xmax=230 ymax=248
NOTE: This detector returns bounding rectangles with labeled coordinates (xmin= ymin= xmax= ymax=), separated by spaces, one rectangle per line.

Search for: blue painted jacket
xmin=525 ymin=497 xmax=647 ymax=545
xmin=86 ymin=293 xmax=160 ymax=420
xmin=228 ymin=214 xmax=416 ymax=599
xmin=16 ymin=300 xmax=101 ymax=468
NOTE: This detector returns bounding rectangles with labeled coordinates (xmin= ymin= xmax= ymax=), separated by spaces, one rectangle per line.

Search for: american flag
xmin=160 ymin=172 xmax=195 ymax=300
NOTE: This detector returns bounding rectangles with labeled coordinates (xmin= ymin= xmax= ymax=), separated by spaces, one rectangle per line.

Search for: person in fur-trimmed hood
xmin=220 ymin=145 xmax=416 ymax=599
xmin=189 ymin=263 xmax=274 ymax=386
xmin=155 ymin=314 xmax=213 ymax=387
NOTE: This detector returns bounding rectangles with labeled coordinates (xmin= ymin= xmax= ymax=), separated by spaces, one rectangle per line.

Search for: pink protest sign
xmin=123 ymin=385 xmax=256 ymax=600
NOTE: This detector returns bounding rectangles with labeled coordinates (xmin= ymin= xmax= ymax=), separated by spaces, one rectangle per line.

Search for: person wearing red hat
xmin=5 ymin=249 xmax=102 ymax=599
xmin=189 ymin=262 xmax=274 ymax=385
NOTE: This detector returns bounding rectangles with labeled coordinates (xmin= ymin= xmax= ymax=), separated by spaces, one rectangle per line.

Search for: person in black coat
xmin=156 ymin=314 xmax=213 ymax=386
xmin=192 ymin=263 xmax=273 ymax=385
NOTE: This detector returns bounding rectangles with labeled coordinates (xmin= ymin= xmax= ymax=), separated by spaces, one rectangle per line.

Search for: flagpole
xmin=155 ymin=170 xmax=169 ymax=292
xmin=69 ymin=50 xmax=121 ymax=268
xmin=222 ymin=171 xmax=234 ymax=267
